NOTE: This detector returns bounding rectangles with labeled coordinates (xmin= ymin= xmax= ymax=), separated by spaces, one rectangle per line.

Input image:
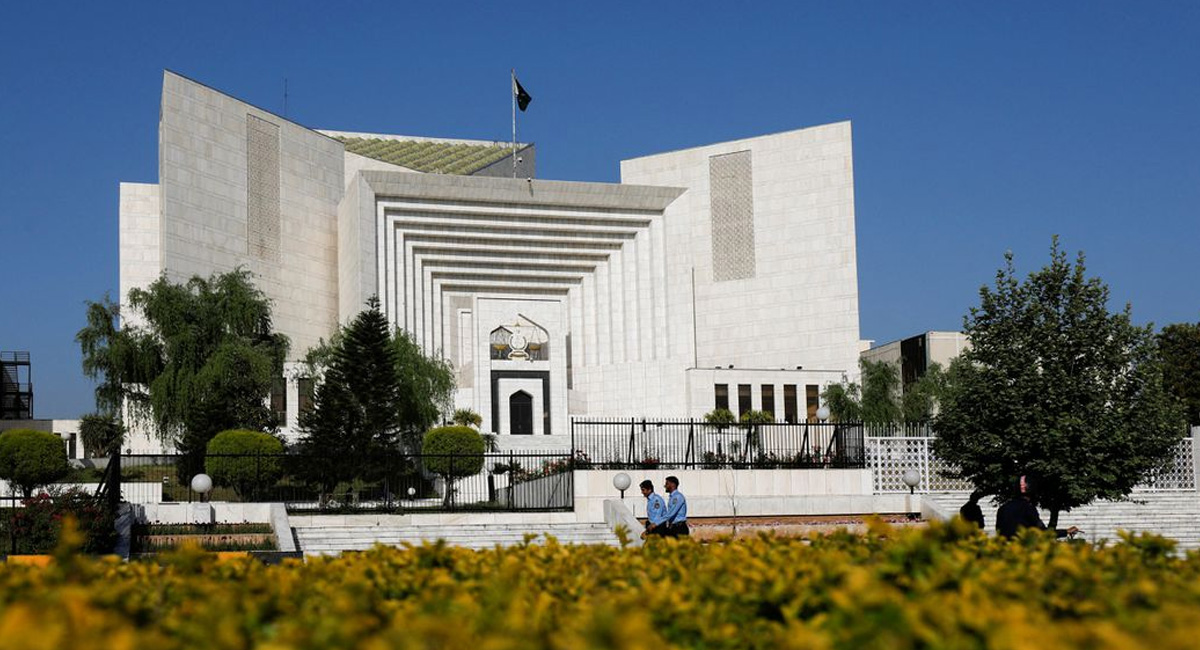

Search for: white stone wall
xmin=575 ymin=468 xmax=878 ymax=523
xmin=118 ymin=182 xmax=161 ymax=328
xmin=620 ymin=122 xmax=862 ymax=379
xmin=158 ymin=71 xmax=345 ymax=357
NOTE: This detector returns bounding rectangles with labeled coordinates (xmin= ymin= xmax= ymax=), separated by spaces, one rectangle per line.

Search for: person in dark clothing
xmin=995 ymin=475 xmax=1079 ymax=539
xmin=959 ymin=490 xmax=986 ymax=530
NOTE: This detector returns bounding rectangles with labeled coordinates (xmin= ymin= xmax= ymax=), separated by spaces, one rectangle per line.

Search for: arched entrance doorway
xmin=509 ymin=390 xmax=533 ymax=435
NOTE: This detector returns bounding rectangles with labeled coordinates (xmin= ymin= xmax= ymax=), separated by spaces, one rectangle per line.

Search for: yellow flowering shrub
xmin=3 ymin=518 xmax=1200 ymax=649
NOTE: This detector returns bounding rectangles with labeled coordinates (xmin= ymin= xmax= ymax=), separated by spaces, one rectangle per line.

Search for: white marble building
xmin=119 ymin=71 xmax=863 ymax=452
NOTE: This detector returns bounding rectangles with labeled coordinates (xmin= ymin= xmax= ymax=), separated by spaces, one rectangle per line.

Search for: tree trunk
xmin=1048 ymin=508 xmax=1059 ymax=530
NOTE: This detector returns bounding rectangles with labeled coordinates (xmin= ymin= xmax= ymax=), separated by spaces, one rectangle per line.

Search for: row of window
xmin=714 ymin=383 xmax=821 ymax=423
xmin=270 ymin=377 xmax=315 ymax=426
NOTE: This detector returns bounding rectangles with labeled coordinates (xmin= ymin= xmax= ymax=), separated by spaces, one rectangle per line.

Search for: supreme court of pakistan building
xmin=119 ymin=71 xmax=864 ymax=452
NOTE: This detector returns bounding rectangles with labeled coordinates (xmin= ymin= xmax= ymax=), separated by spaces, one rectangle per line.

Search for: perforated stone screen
xmin=246 ymin=115 xmax=280 ymax=262
xmin=867 ymin=435 xmax=1197 ymax=494
xmin=709 ymin=150 xmax=755 ymax=282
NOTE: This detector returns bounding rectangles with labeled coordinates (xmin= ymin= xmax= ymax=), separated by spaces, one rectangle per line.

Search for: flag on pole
xmin=513 ymin=74 xmax=532 ymax=112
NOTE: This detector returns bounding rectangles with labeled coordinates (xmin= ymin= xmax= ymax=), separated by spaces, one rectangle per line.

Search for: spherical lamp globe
xmin=191 ymin=473 xmax=213 ymax=495
xmin=816 ymin=406 xmax=831 ymax=422
xmin=901 ymin=469 xmax=921 ymax=492
xmin=612 ymin=472 xmax=632 ymax=498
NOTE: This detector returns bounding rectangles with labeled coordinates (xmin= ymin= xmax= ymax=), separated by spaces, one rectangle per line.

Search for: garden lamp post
xmin=613 ymin=472 xmax=631 ymax=499
xmin=902 ymin=469 xmax=921 ymax=520
xmin=816 ymin=406 xmax=830 ymax=422
xmin=191 ymin=473 xmax=213 ymax=503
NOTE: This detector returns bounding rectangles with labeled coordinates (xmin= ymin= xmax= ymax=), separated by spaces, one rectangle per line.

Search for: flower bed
xmin=2 ymin=520 xmax=1200 ymax=648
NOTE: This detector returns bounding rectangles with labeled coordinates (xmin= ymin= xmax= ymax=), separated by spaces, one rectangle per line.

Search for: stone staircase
xmin=924 ymin=492 xmax=1200 ymax=551
xmin=295 ymin=522 xmax=622 ymax=556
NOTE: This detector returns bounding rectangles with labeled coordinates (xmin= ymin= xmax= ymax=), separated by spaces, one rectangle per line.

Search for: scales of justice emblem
xmin=507 ymin=332 xmax=530 ymax=361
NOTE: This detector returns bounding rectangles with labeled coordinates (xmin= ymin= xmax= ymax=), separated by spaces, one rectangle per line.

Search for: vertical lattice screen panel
xmin=1140 ymin=437 xmax=1196 ymax=491
xmin=246 ymin=115 xmax=280 ymax=262
xmin=867 ymin=436 xmax=973 ymax=493
xmin=868 ymin=435 xmax=1197 ymax=494
xmin=709 ymin=150 xmax=755 ymax=281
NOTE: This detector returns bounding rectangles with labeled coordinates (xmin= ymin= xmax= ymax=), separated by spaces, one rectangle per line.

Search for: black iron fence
xmin=112 ymin=452 xmax=574 ymax=513
xmin=571 ymin=419 xmax=867 ymax=469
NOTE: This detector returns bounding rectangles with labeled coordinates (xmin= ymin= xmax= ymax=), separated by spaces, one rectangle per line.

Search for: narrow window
xmin=761 ymin=385 xmax=775 ymax=420
xmin=270 ymin=377 xmax=287 ymax=426
xmin=714 ymin=384 xmax=729 ymax=411
xmin=738 ymin=384 xmax=752 ymax=417
xmin=806 ymin=385 xmax=820 ymax=422
xmin=784 ymin=385 xmax=798 ymax=424
xmin=297 ymin=378 xmax=315 ymax=415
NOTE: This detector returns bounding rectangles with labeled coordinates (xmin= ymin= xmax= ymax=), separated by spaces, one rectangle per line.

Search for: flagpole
xmin=511 ymin=68 xmax=517 ymax=178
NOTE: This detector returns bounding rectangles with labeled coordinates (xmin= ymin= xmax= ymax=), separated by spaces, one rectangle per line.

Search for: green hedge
xmin=205 ymin=430 xmax=284 ymax=500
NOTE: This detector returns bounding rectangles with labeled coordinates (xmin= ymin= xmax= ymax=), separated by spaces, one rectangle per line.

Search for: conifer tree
xmin=296 ymin=298 xmax=403 ymax=493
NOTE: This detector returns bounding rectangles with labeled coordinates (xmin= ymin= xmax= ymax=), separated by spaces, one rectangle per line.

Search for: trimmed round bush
xmin=422 ymin=426 xmax=485 ymax=478
xmin=205 ymin=429 xmax=284 ymax=500
xmin=0 ymin=428 xmax=69 ymax=497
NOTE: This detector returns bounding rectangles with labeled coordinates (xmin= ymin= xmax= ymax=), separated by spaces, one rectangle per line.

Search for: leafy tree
xmin=205 ymin=430 xmax=284 ymax=500
xmin=422 ymin=426 xmax=485 ymax=506
xmin=901 ymin=362 xmax=951 ymax=423
xmin=1159 ymin=322 xmax=1200 ymax=425
xmin=0 ymin=429 xmax=69 ymax=498
xmin=933 ymin=240 xmax=1185 ymax=528
xmin=76 ymin=296 xmax=159 ymax=418
xmin=823 ymin=360 xmax=955 ymax=425
xmin=78 ymin=414 xmax=125 ymax=458
xmin=78 ymin=270 xmax=288 ymax=478
xmin=859 ymin=360 xmax=902 ymax=424
xmin=296 ymin=298 xmax=405 ymax=495
xmin=820 ymin=360 xmax=901 ymax=424
xmin=820 ymin=381 xmax=861 ymax=422
xmin=393 ymin=328 xmax=456 ymax=450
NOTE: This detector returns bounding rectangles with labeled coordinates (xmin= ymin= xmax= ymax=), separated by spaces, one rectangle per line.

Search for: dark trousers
xmin=666 ymin=521 xmax=690 ymax=537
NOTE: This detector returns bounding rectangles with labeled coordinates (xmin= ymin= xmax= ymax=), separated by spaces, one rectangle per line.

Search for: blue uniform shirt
xmin=646 ymin=493 xmax=667 ymax=525
xmin=664 ymin=490 xmax=688 ymax=524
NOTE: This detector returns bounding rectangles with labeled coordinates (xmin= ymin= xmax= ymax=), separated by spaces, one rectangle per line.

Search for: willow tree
xmin=78 ymin=269 xmax=288 ymax=474
xmin=934 ymin=239 xmax=1184 ymax=528
xmin=76 ymin=296 xmax=160 ymax=437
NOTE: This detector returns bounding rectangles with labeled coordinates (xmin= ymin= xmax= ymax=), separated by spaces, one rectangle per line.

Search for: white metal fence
xmin=867 ymin=435 xmax=1197 ymax=494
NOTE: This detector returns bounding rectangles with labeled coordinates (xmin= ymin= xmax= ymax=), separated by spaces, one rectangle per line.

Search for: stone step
xmin=925 ymin=492 xmax=1200 ymax=548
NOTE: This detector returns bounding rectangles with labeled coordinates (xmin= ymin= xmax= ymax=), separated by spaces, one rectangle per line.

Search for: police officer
xmin=640 ymin=479 xmax=667 ymax=539
xmin=662 ymin=475 xmax=689 ymax=537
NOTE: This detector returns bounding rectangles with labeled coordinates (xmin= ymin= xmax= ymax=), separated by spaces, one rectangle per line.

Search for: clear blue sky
xmin=2 ymin=2 xmax=1198 ymax=418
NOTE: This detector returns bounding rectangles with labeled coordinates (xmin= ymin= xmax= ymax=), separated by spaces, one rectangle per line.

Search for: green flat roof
xmin=336 ymin=136 xmax=517 ymax=175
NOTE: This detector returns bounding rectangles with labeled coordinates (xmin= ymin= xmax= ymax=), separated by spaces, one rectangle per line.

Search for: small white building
xmin=119 ymin=71 xmax=865 ymax=452
xmin=860 ymin=331 xmax=970 ymax=385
